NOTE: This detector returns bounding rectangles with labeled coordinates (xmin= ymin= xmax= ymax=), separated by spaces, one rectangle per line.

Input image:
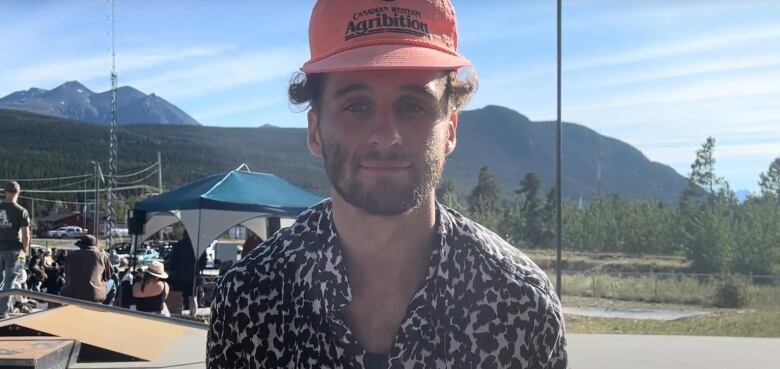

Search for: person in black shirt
xmin=165 ymin=233 xmax=199 ymax=318
xmin=0 ymin=181 xmax=31 ymax=318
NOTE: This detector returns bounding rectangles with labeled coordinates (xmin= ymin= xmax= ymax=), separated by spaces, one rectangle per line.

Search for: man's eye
xmin=399 ymin=102 xmax=426 ymax=113
xmin=344 ymin=103 xmax=370 ymax=113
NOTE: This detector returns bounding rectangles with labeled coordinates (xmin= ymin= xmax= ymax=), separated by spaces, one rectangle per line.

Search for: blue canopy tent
xmin=131 ymin=164 xmax=323 ymax=259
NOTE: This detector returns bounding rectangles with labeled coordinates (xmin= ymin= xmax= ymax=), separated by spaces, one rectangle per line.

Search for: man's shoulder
xmin=217 ymin=204 xmax=327 ymax=291
xmin=442 ymin=207 xmax=558 ymax=300
xmin=0 ymin=201 xmax=27 ymax=214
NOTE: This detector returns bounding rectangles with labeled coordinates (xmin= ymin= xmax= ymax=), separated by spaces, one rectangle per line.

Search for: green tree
xmin=758 ymin=157 xmax=780 ymax=199
xmin=680 ymin=137 xmax=736 ymax=273
xmin=690 ymin=136 xmax=723 ymax=194
xmin=436 ymin=179 xmax=458 ymax=207
xmin=733 ymin=198 xmax=780 ymax=275
xmin=513 ymin=173 xmax=551 ymax=248
xmin=467 ymin=166 xmax=503 ymax=231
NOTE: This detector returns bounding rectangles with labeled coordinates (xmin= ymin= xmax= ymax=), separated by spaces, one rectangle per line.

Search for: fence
xmin=553 ymin=271 xmax=780 ymax=308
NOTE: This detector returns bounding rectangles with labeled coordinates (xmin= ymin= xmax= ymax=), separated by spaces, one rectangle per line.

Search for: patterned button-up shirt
xmin=207 ymin=199 xmax=567 ymax=369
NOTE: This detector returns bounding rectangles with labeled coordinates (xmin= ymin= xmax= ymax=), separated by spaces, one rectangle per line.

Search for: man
xmin=208 ymin=1 xmax=567 ymax=368
xmin=61 ymin=235 xmax=114 ymax=303
xmin=165 ymin=233 xmax=199 ymax=318
xmin=0 ymin=181 xmax=30 ymax=318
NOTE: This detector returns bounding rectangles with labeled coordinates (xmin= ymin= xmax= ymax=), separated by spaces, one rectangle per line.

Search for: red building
xmin=36 ymin=213 xmax=95 ymax=237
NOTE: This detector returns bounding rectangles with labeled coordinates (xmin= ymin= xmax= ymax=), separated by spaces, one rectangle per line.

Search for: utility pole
xmin=93 ymin=161 xmax=100 ymax=237
xmin=83 ymin=176 xmax=88 ymax=229
xmin=157 ymin=151 xmax=163 ymax=194
xmin=555 ymin=0 xmax=563 ymax=299
xmin=30 ymin=198 xmax=35 ymax=235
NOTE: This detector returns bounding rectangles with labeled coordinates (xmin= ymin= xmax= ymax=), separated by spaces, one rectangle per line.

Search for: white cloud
xmin=579 ymin=53 xmax=780 ymax=88
xmin=193 ymin=98 xmax=281 ymax=123
xmin=566 ymin=26 xmax=780 ymax=72
xmin=0 ymin=45 xmax=229 ymax=93
xmin=566 ymin=73 xmax=780 ymax=112
xmin=126 ymin=48 xmax=307 ymax=100
xmin=718 ymin=142 xmax=780 ymax=158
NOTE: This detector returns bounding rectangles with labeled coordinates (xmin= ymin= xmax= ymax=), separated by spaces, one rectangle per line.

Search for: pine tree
xmin=467 ymin=166 xmax=503 ymax=231
xmin=514 ymin=172 xmax=549 ymax=247
xmin=758 ymin=157 xmax=780 ymax=199
xmin=680 ymin=137 xmax=735 ymax=273
xmin=468 ymin=166 xmax=501 ymax=215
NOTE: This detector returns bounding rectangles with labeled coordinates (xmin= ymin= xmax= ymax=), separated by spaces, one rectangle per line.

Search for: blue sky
xmin=1 ymin=0 xmax=778 ymax=192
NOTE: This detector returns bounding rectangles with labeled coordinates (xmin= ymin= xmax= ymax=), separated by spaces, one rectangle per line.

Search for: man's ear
xmin=445 ymin=112 xmax=458 ymax=155
xmin=307 ymin=109 xmax=323 ymax=157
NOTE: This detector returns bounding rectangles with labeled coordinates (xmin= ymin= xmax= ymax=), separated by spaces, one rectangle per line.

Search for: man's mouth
xmin=359 ymin=161 xmax=411 ymax=172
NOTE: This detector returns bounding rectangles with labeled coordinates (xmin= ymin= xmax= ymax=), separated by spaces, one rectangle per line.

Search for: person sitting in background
xmin=44 ymin=249 xmax=55 ymax=267
xmin=43 ymin=264 xmax=62 ymax=294
xmin=117 ymin=258 xmax=135 ymax=308
xmin=240 ymin=230 xmax=264 ymax=258
xmin=132 ymin=261 xmax=169 ymax=316
xmin=27 ymin=249 xmax=46 ymax=291
xmin=108 ymin=249 xmax=120 ymax=269
xmin=61 ymin=235 xmax=114 ymax=303
xmin=54 ymin=249 xmax=67 ymax=267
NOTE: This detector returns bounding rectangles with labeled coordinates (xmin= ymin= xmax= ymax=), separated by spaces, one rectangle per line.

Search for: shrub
xmin=713 ymin=275 xmax=751 ymax=308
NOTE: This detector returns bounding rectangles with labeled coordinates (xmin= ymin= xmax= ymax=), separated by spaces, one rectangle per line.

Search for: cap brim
xmin=302 ymin=44 xmax=470 ymax=73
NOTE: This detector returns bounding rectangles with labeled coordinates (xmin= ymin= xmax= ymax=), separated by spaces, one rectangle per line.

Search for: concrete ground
xmin=568 ymin=333 xmax=780 ymax=369
xmin=564 ymin=306 xmax=709 ymax=320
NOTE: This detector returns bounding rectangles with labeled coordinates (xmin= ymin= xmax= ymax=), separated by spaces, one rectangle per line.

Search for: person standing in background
xmin=0 ymin=181 xmax=31 ymax=319
xmin=165 ymin=232 xmax=198 ymax=318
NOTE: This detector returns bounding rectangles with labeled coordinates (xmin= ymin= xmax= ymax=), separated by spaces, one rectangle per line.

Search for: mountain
xmin=450 ymin=105 xmax=687 ymax=202
xmin=0 ymin=106 xmax=688 ymax=202
xmin=0 ymin=81 xmax=199 ymax=125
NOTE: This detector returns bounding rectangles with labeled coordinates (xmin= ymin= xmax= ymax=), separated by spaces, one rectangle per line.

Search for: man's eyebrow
xmin=333 ymin=83 xmax=370 ymax=98
xmin=400 ymin=84 xmax=439 ymax=99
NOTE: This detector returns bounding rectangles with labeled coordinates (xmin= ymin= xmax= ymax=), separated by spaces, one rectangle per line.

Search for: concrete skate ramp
xmin=0 ymin=304 xmax=206 ymax=366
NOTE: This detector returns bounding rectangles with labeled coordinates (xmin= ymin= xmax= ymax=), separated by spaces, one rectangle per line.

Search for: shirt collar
xmin=308 ymin=199 xmax=454 ymax=316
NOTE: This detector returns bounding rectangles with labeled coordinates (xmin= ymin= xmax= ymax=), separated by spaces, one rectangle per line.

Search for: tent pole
xmin=193 ymin=208 xmax=203 ymax=317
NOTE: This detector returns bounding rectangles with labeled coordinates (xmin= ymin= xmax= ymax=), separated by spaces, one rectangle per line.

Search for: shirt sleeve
xmin=207 ymin=276 xmax=246 ymax=369
xmin=21 ymin=208 xmax=30 ymax=227
xmin=533 ymin=294 xmax=568 ymax=369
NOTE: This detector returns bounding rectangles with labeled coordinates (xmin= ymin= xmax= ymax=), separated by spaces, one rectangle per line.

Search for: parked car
xmin=46 ymin=226 xmax=87 ymax=239
xmin=135 ymin=248 xmax=160 ymax=265
xmin=109 ymin=242 xmax=161 ymax=264
xmin=107 ymin=227 xmax=129 ymax=238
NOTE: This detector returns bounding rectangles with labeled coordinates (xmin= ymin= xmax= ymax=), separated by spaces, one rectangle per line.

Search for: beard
xmin=320 ymin=132 xmax=446 ymax=216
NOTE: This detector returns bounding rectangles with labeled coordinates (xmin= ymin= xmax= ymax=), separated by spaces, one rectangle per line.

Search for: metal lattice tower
xmin=106 ymin=0 xmax=118 ymax=248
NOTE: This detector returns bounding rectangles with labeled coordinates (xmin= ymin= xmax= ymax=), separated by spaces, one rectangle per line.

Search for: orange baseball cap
xmin=301 ymin=0 xmax=471 ymax=73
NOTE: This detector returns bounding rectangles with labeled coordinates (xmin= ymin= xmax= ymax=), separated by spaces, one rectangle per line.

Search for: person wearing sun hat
xmin=207 ymin=1 xmax=567 ymax=368
xmin=61 ymin=235 xmax=114 ymax=303
xmin=132 ymin=260 xmax=170 ymax=315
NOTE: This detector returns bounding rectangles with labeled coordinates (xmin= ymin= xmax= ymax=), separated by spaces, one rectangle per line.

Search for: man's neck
xmin=330 ymin=192 xmax=437 ymax=265
xmin=331 ymin=192 xmax=439 ymax=353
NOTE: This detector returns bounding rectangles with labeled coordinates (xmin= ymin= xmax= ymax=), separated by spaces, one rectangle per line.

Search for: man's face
xmin=308 ymin=69 xmax=457 ymax=216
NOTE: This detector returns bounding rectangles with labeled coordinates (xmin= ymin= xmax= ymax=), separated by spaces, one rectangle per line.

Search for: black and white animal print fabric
xmin=207 ymin=199 xmax=567 ymax=369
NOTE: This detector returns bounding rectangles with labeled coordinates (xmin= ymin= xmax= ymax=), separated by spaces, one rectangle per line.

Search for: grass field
xmin=558 ymin=272 xmax=780 ymax=309
xmin=564 ymin=297 xmax=780 ymax=338
xmin=523 ymin=249 xmax=780 ymax=337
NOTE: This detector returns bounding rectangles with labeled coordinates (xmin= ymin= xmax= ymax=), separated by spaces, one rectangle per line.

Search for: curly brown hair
xmin=288 ymin=68 xmax=478 ymax=115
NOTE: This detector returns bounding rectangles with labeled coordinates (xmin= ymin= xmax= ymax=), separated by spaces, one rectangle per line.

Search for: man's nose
xmin=368 ymin=109 xmax=402 ymax=148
